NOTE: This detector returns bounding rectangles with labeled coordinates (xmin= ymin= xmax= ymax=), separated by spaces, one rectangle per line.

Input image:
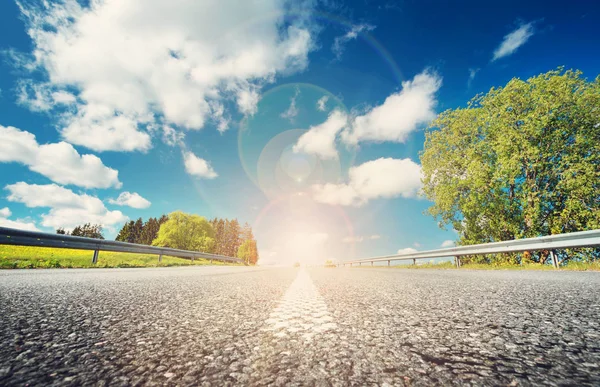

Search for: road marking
xmin=263 ymin=268 xmax=336 ymax=341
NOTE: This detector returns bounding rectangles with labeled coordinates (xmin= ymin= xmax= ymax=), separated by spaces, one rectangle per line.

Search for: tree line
xmin=58 ymin=211 xmax=259 ymax=265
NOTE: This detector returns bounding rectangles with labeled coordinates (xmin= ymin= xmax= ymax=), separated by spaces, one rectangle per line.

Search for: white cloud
xmin=183 ymin=151 xmax=218 ymax=179
xmin=108 ymin=192 xmax=151 ymax=209
xmin=162 ymin=125 xmax=185 ymax=147
xmin=332 ymin=23 xmax=375 ymax=60
xmin=342 ymin=70 xmax=442 ymax=145
xmin=0 ymin=211 xmax=40 ymax=231
xmin=441 ymin=240 xmax=455 ymax=248
xmin=0 ymin=125 xmax=121 ymax=189
xmin=293 ymin=109 xmax=347 ymax=159
xmin=237 ymin=88 xmax=261 ymax=117
xmin=468 ymin=68 xmax=479 ymax=87
xmin=51 ymin=91 xmax=77 ymax=105
xmin=0 ymin=207 xmax=12 ymax=218
xmin=281 ymin=88 xmax=300 ymax=121
xmin=16 ymin=80 xmax=53 ymax=111
xmin=397 ymin=247 xmax=418 ymax=254
xmin=342 ymin=234 xmax=381 ymax=243
xmin=492 ymin=22 xmax=535 ymax=61
xmin=311 ymin=158 xmax=422 ymax=206
xmin=316 ymin=95 xmax=329 ymax=111
xmin=17 ymin=0 xmax=316 ymax=151
xmin=5 ymin=182 xmax=127 ymax=230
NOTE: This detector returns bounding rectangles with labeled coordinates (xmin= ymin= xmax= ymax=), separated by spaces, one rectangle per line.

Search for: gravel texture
xmin=1 ymin=267 xmax=599 ymax=386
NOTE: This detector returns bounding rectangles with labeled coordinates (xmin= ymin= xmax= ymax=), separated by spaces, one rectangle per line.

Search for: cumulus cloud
xmin=332 ymin=23 xmax=375 ymax=60
xmin=0 ymin=125 xmax=121 ymax=189
xmin=293 ymin=110 xmax=347 ymax=159
xmin=342 ymin=234 xmax=381 ymax=243
xmin=0 ymin=206 xmax=39 ymax=232
xmin=441 ymin=240 xmax=455 ymax=248
xmin=492 ymin=22 xmax=535 ymax=61
xmin=0 ymin=207 xmax=12 ymax=218
xmin=183 ymin=151 xmax=218 ymax=179
xmin=316 ymin=96 xmax=329 ymax=111
xmin=342 ymin=70 xmax=442 ymax=145
xmin=108 ymin=192 xmax=151 ymax=209
xmin=397 ymin=247 xmax=418 ymax=254
xmin=311 ymin=158 xmax=422 ymax=206
xmin=5 ymin=183 xmax=127 ymax=230
xmin=16 ymin=0 xmax=316 ymax=152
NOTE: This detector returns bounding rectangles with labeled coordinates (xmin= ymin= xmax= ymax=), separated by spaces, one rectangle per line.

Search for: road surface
xmin=1 ymin=267 xmax=599 ymax=386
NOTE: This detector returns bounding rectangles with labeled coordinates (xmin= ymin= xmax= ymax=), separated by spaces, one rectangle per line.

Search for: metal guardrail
xmin=341 ymin=229 xmax=600 ymax=269
xmin=0 ymin=227 xmax=244 ymax=265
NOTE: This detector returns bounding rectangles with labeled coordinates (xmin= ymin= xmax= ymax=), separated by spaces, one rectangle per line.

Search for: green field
xmin=0 ymin=245 xmax=238 ymax=269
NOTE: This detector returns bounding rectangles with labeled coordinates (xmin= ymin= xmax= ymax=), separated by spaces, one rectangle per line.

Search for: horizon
xmin=0 ymin=0 xmax=599 ymax=266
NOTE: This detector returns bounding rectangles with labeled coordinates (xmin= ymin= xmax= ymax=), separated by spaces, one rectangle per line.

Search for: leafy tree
xmin=237 ymin=239 xmax=259 ymax=265
xmin=421 ymin=68 xmax=600 ymax=264
xmin=152 ymin=211 xmax=215 ymax=252
xmin=56 ymin=228 xmax=66 ymax=235
xmin=70 ymin=223 xmax=104 ymax=239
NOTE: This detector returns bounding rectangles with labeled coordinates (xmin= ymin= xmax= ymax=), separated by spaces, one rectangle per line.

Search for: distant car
xmin=293 ymin=262 xmax=301 ymax=268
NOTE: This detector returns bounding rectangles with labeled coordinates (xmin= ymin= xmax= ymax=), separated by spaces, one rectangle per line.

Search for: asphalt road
xmin=1 ymin=267 xmax=599 ymax=386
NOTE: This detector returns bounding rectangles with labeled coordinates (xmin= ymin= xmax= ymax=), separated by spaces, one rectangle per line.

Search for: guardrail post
xmin=210 ymin=259 xmax=213 ymax=264
xmin=387 ymin=260 xmax=390 ymax=266
xmin=455 ymin=256 xmax=461 ymax=268
xmin=359 ymin=262 xmax=362 ymax=266
xmin=413 ymin=258 xmax=416 ymax=265
xmin=550 ymin=250 xmax=558 ymax=269
xmin=158 ymin=254 xmax=162 ymax=263
xmin=92 ymin=249 xmax=99 ymax=264
xmin=371 ymin=261 xmax=373 ymax=266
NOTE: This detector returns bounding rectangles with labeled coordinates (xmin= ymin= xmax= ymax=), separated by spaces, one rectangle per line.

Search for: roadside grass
xmin=0 ymin=245 xmax=238 ymax=269
xmin=347 ymin=260 xmax=600 ymax=271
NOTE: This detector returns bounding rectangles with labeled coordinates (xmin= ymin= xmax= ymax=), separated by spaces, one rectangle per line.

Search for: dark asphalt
xmin=0 ymin=267 xmax=599 ymax=386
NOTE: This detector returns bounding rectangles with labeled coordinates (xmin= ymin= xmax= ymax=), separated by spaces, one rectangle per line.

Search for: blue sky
xmin=0 ymin=0 xmax=598 ymax=265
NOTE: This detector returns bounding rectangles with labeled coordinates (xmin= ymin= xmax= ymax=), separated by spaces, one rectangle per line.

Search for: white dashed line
xmin=264 ymin=268 xmax=336 ymax=341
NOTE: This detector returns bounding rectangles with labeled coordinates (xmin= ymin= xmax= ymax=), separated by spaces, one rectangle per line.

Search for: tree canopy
xmin=152 ymin=211 xmax=215 ymax=252
xmin=421 ymin=68 xmax=599 ymax=263
xmin=68 ymin=223 xmax=104 ymax=239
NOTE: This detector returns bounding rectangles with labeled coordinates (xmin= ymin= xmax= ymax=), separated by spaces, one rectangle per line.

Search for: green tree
xmin=130 ymin=218 xmax=144 ymax=244
xmin=152 ymin=211 xmax=215 ymax=252
xmin=139 ymin=217 xmax=160 ymax=245
xmin=70 ymin=223 xmax=104 ymax=239
xmin=237 ymin=239 xmax=259 ymax=265
xmin=223 ymin=219 xmax=241 ymax=257
xmin=56 ymin=228 xmax=66 ymax=235
xmin=115 ymin=221 xmax=133 ymax=242
xmin=421 ymin=68 xmax=600 ymax=264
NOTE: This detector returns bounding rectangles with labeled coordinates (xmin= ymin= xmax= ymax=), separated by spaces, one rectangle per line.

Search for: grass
xmin=357 ymin=260 xmax=600 ymax=271
xmin=0 ymin=245 xmax=238 ymax=269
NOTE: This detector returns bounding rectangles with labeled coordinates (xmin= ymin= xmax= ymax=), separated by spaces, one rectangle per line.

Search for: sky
xmin=0 ymin=0 xmax=598 ymax=266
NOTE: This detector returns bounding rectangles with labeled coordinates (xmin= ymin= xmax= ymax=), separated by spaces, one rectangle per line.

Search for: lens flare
xmin=238 ymin=83 xmax=354 ymax=199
